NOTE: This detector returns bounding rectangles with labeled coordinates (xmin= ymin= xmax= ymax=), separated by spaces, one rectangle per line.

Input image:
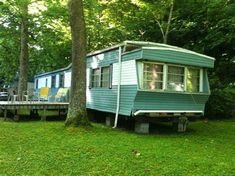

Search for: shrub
xmin=205 ymin=86 xmax=235 ymax=119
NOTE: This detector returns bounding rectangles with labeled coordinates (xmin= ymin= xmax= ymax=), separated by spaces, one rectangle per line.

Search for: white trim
xmin=184 ymin=66 xmax=187 ymax=91
xmin=166 ymin=65 xmax=185 ymax=92
xmin=163 ymin=64 xmax=167 ymax=90
xmin=200 ymin=69 xmax=203 ymax=92
xmin=134 ymin=110 xmax=203 ymax=116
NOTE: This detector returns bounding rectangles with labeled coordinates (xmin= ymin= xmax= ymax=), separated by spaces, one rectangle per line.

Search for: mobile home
xmin=35 ymin=41 xmax=215 ymax=132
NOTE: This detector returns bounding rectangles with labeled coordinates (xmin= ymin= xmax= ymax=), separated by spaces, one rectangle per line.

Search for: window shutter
xmin=109 ymin=64 xmax=113 ymax=89
xmin=89 ymin=68 xmax=92 ymax=89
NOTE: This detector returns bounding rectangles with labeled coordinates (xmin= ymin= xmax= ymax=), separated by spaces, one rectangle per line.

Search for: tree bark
xmin=18 ymin=2 xmax=29 ymax=100
xmin=65 ymin=0 xmax=90 ymax=127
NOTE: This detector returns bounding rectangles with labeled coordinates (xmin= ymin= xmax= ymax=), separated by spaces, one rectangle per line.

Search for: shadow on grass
xmin=149 ymin=122 xmax=197 ymax=135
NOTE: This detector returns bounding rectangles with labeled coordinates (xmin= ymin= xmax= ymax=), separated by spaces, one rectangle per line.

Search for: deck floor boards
xmin=0 ymin=101 xmax=69 ymax=119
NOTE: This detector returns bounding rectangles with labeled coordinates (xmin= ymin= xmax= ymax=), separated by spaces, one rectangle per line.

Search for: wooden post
xmin=13 ymin=109 xmax=19 ymax=121
xmin=41 ymin=108 xmax=46 ymax=121
xmin=4 ymin=108 xmax=7 ymax=120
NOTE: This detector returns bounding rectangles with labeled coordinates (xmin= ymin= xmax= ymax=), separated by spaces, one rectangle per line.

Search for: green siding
xmin=87 ymin=49 xmax=119 ymax=68
xmin=86 ymin=87 xmax=117 ymax=113
xmin=122 ymin=50 xmax=142 ymax=61
xmin=133 ymin=91 xmax=210 ymax=113
xmin=119 ymin=85 xmax=138 ymax=116
xmin=87 ymin=85 xmax=137 ymax=116
xmin=142 ymin=49 xmax=214 ymax=68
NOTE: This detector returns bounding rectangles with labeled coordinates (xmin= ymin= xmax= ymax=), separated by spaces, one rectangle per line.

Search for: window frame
xmin=138 ymin=61 xmax=203 ymax=93
xmin=59 ymin=73 xmax=64 ymax=88
xmin=138 ymin=61 xmax=164 ymax=91
xmin=100 ymin=66 xmax=110 ymax=88
xmin=90 ymin=65 xmax=113 ymax=89
xmin=51 ymin=75 xmax=56 ymax=88
xmin=91 ymin=68 xmax=100 ymax=88
xmin=166 ymin=64 xmax=185 ymax=92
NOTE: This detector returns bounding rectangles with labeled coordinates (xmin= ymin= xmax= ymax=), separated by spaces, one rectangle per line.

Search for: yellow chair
xmin=37 ymin=87 xmax=49 ymax=101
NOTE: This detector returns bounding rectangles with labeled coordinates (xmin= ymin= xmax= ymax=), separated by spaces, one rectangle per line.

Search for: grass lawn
xmin=0 ymin=118 xmax=234 ymax=176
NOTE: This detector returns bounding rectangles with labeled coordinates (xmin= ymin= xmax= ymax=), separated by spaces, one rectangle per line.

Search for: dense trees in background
xmin=0 ymin=0 xmax=234 ymax=118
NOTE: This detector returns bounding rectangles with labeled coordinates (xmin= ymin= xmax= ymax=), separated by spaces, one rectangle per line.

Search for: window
xmin=35 ymin=79 xmax=38 ymax=89
xmin=142 ymin=63 xmax=163 ymax=90
xmin=167 ymin=66 xmax=185 ymax=91
xmin=91 ymin=68 xmax=100 ymax=87
xmin=138 ymin=61 xmax=202 ymax=93
xmin=101 ymin=66 xmax=110 ymax=88
xmin=45 ymin=78 xmax=48 ymax=87
xmin=59 ymin=74 xmax=64 ymax=87
xmin=90 ymin=65 xmax=112 ymax=88
xmin=187 ymin=68 xmax=200 ymax=92
xmin=51 ymin=75 xmax=56 ymax=88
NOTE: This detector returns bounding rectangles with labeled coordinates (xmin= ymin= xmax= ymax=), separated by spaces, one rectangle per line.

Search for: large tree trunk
xmin=18 ymin=2 xmax=29 ymax=100
xmin=65 ymin=0 xmax=90 ymax=127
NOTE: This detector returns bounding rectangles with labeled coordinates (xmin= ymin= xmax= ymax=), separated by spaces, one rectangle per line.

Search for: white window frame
xmin=185 ymin=67 xmax=203 ymax=93
xmin=91 ymin=68 xmax=100 ymax=88
xmin=138 ymin=61 xmax=203 ymax=93
xmin=166 ymin=64 xmax=185 ymax=92
xmin=100 ymin=66 xmax=110 ymax=88
xmin=200 ymin=69 xmax=203 ymax=92
xmin=140 ymin=61 xmax=164 ymax=91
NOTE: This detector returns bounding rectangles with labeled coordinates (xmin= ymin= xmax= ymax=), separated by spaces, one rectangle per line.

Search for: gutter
xmin=113 ymin=46 xmax=122 ymax=128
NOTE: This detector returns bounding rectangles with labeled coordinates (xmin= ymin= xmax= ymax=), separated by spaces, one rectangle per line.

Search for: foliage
xmin=0 ymin=0 xmax=71 ymax=86
xmin=0 ymin=0 xmax=234 ymax=117
xmin=0 ymin=119 xmax=235 ymax=175
xmin=205 ymin=86 xmax=235 ymax=119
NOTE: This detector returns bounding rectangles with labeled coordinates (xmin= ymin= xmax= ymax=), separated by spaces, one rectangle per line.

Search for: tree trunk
xmin=155 ymin=0 xmax=174 ymax=44
xmin=18 ymin=2 xmax=29 ymax=100
xmin=65 ymin=0 xmax=90 ymax=127
xmin=163 ymin=0 xmax=174 ymax=44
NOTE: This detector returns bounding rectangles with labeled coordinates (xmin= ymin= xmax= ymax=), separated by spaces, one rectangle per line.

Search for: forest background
xmin=0 ymin=0 xmax=234 ymax=119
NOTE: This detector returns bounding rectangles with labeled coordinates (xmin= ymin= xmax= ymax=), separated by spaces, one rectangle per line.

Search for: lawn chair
xmin=23 ymin=88 xmax=36 ymax=102
xmin=54 ymin=88 xmax=69 ymax=102
xmin=36 ymin=87 xmax=50 ymax=101
xmin=7 ymin=88 xmax=18 ymax=103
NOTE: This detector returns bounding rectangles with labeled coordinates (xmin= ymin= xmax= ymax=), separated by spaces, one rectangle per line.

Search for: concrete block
xmin=135 ymin=122 xmax=149 ymax=134
xmin=106 ymin=116 xmax=113 ymax=126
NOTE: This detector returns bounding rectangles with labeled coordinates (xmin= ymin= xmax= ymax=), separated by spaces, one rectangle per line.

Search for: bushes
xmin=205 ymin=86 xmax=235 ymax=119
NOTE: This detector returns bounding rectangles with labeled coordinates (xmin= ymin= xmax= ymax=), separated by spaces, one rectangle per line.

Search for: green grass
xmin=0 ymin=118 xmax=235 ymax=176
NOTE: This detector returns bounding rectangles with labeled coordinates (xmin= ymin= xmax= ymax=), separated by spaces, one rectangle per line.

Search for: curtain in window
xmin=92 ymin=69 xmax=100 ymax=87
xmin=143 ymin=63 xmax=163 ymax=90
xmin=101 ymin=67 xmax=110 ymax=88
xmin=187 ymin=68 xmax=200 ymax=92
xmin=167 ymin=66 xmax=184 ymax=91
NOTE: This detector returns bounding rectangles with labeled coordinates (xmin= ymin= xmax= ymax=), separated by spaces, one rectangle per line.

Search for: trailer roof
xmin=35 ymin=41 xmax=215 ymax=78
xmin=88 ymin=41 xmax=215 ymax=60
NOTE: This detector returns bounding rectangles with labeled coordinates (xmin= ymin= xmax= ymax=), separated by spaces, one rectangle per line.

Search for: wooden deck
xmin=0 ymin=101 xmax=69 ymax=120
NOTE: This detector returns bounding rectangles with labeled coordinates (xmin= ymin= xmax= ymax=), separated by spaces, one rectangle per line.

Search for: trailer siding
xmin=133 ymin=91 xmax=209 ymax=113
xmin=119 ymin=85 xmax=138 ymax=116
xmin=86 ymin=87 xmax=118 ymax=113
xmin=87 ymin=49 xmax=119 ymax=68
xmin=122 ymin=50 xmax=142 ymax=61
xmin=87 ymin=57 xmax=138 ymax=116
xmin=142 ymin=49 xmax=214 ymax=68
